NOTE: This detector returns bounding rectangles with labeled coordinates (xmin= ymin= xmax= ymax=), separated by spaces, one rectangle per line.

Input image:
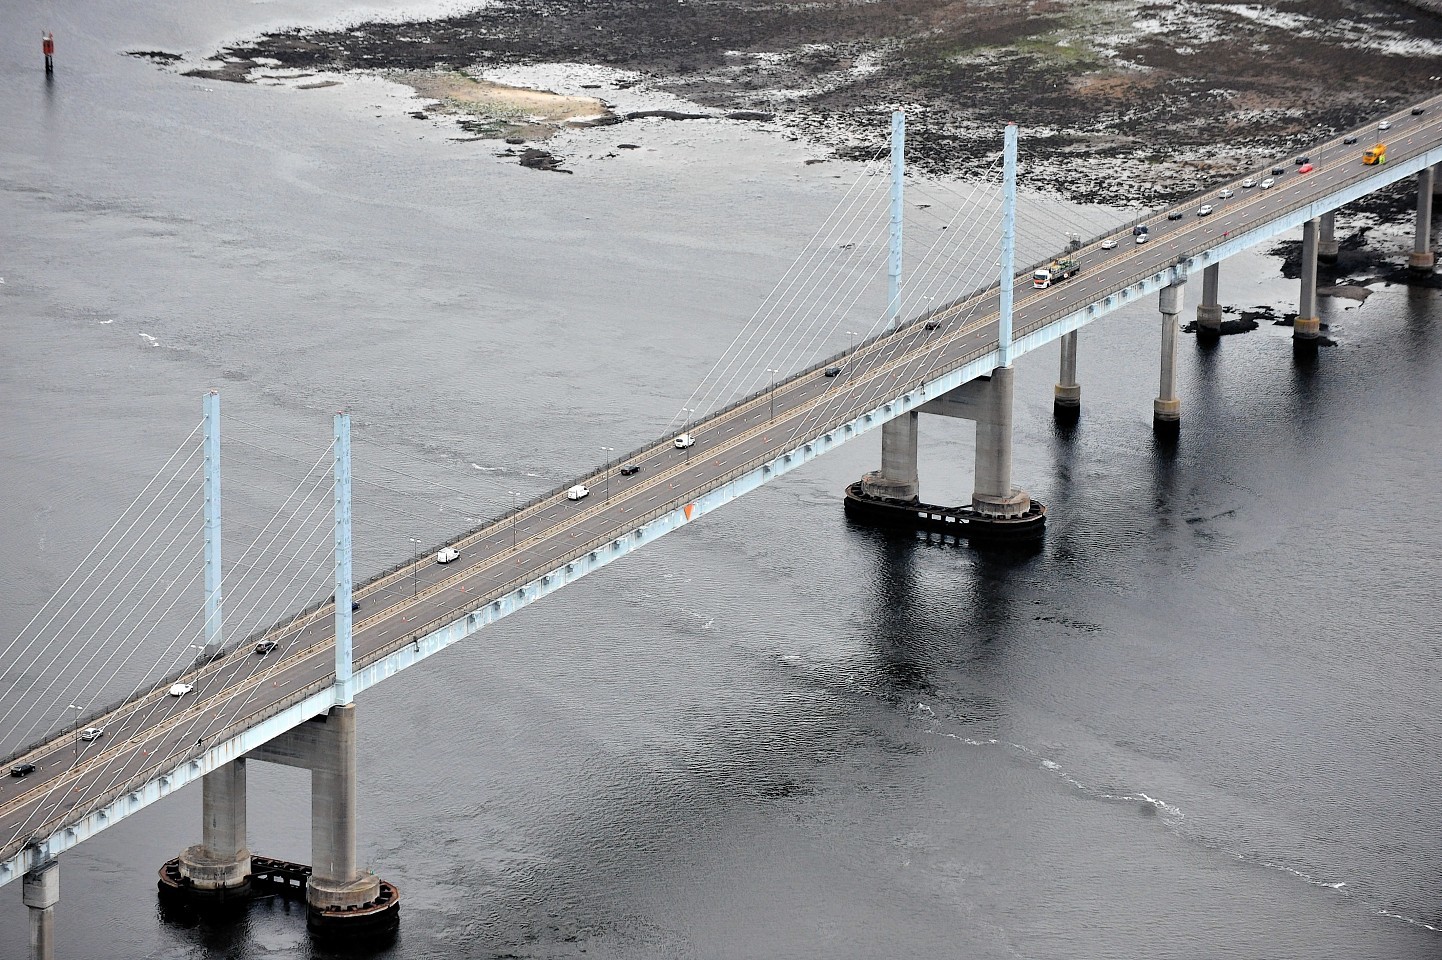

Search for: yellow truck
xmin=1362 ymin=142 xmax=1387 ymax=165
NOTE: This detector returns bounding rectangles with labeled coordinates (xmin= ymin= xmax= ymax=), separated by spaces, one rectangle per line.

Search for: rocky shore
xmin=148 ymin=0 xmax=1442 ymax=207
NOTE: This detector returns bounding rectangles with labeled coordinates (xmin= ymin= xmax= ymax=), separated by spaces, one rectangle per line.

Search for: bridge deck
xmin=3 ymin=97 xmax=1440 ymax=884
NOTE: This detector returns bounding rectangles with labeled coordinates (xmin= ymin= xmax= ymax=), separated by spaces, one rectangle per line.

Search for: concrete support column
xmin=972 ymin=366 xmax=1031 ymax=518
xmin=1318 ymin=211 xmax=1339 ymax=263
xmin=1294 ymin=218 xmax=1321 ymax=341
xmin=308 ymin=703 xmax=380 ymax=914
xmin=179 ymin=759 xmax=251 ymax=893
xmin=861 ymin=412 xmax=919 ymax=500
xmin=1196 ymin=262 xmax=1222 ymax=337
xmin=1154 ymin=282 xmax=1184 ymax=436
xmin=22 ymin=861 xmax=58 ymax=960
xmin=1410 ymin=167 xmax=1436 ymax=274
xmin=1053 ymin=331 xmax=1080 ymax=423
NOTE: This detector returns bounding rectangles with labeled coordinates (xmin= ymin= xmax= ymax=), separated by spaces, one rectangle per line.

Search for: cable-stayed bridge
xmin=3 ymin=100 xmax=1440 ymax=953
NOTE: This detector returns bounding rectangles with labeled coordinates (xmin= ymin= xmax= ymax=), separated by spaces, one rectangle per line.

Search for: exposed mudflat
xmin=154 ymin=0 xmax=1442 ymax=206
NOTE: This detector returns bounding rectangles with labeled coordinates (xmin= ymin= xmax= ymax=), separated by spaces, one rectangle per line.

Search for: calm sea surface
xmin=1 ymin=2 xmax=1440 ymax=958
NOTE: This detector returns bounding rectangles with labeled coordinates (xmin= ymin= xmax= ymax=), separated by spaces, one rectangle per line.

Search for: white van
xmin=566 ymin=484 xmax=590 ymax=501
xmin=436 ymin=546 xmax=460 ymax=564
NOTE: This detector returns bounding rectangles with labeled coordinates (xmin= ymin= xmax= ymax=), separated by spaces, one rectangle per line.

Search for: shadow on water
xmin=159 ymin=892 xmax=399 ymax=958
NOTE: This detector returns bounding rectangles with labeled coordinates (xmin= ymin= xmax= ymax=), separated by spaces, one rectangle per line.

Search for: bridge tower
xmin=163 ymin=406 xmax=398 ymax=939
xmin=846 ymin=122 xmax=1044 ymax=541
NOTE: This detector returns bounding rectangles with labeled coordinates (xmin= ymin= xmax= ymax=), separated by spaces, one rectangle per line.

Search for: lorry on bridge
xmin=1032 ymin=257 xmax=1081 ymax=289
xmin=1363 ymin=142 xmax=1387 ymax=165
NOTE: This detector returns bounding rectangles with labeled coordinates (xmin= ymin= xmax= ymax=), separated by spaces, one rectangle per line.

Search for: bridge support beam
xmin=1154 ymin=281 xmax=1185 ymax=438
xmin=177 ymin=759 xmax=251 ymax=896
xmin=1410 ymin=167 xmax=1436 ymax=274
xmin=1318 ymin=211 xmax=1339 ymax=263
xmin=1053 ymin=331 xmax=1080 ymax=424
xmin=1294 ymin=218 xmax=1322 ymax=344
xmin=22 ymin=860 xmax=58 ymax=960
xmin=306 ymin=704 xmax=382 ymax=929
xmin=971 ymin=366 xmax=1031 ymax=519
xmin=1196 ymin=262 xmax=1222 ymax=338
xmin=861 ymin=412 xmax=919 ymax=501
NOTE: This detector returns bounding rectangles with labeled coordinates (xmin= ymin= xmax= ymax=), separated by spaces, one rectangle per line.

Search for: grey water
xmin=2 ymin=1 xmax=1441 ymax=957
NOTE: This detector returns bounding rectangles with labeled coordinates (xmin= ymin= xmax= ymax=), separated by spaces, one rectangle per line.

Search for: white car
xmin=1135 ymin=232 xmax=1150 ymax=244
xmin=1197 ymin=204 xmax=1213 ymax=216
xmin=1379 ymin=120 xmax=1391 ymax=130
xmin=1217 ymin=188 xmax=1234 ymax=199
xmin=674 ymin=433 xmax=695 ymax=449
xmin=1100 ymin=238 xmax=1118 ymax=249
xmin=168 ymin=683 xmax=193 ymax=697
xmin=435 ymin=546 xmax=460 ymax=564
xmin=79 ymin=727 xmax=104 ymax=742
xmin=1260 ymin=177 xmax=1275 ymax=190
xmin=1241 ymin=177 xmax=1256 ymax=189
xmin=566 ymin=484 xmax=589 ymax=501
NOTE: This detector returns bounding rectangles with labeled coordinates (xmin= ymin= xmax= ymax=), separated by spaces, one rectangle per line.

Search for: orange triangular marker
xmin=683 ymin=503 xmax=695 ymax=521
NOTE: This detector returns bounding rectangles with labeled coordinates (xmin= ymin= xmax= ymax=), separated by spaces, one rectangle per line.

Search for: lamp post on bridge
xmin=601 ymin=446 xmax=614 ymax=500
xmin=766 ymin=368 xmax=781 ymax=424
xmin=409 ymin=537 xmax=421 ymax=597
xmin=508 ymin=490 xmax=518 ymax=552
xmin=682 ymin=408 xmax=696 ymax=462
xmin=70 ymin=703 xmax=81 ymax=765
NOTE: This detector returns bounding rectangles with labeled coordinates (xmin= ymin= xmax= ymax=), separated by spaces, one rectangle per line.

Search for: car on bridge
xmin=1298 ymin=163 xmax=1314 ymax=174
xmin=436 ymin=546 xmax=460 ymax=564
xmin=674 ymin=433 xmax=695 ymax=449
xmin=1241 ymin=177 xmax=1256 ymax=189
xmin=1294 ymin=155 xmax=1309 ymax=165
xmin=566 ymin=484 xmax=590 ymax=501
xmin=1260 ymin=178 xmax=1275 ymax=190
xmin=168 ymin=682 xmax=193 ymax=697
xmin=1379 ymin=120 xmax=1391 ymax=130
xmin=1413 ymin=107 xmax=1425 ymax=115
xmin=1101 ymin=238 xmax=1118 ymax=249
xmin=79 ymin=727 xmax=104 ymax=742
xmin=1271 ymin=166 xmax=1285 ymax=176
xmin=255 ymin=639 xmax=278 ymax=655
xmin=9 ymin=763 xmax=35 ymax=778
xmin=1344 ymin=135 xmax=1358 ymax=145
xmin=1217 ymin=188 xmax=1234 ymax=199
xmin=824 ymin=365 xmax=843 ymax=377
xmin=619 ymin=463 xmax=641 ymax=476
xmin=1167 ymin=210 xmax=1184 ymax=221
xmin=1197 ymin=205 xmax=1213 ymax=217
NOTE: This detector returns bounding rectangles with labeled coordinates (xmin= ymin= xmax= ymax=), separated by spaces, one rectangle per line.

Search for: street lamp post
xmin=509 ymin=491 xmax=518 ymax=551
xmin=70 ymin=704 xmax=81 ymax=764
xmin=409 ymin=538 xmax=421 ymax=597
xmin=601 ymin=446 xmax=614 ymax=500
xmin=765 ymin=368 xmax=781 ymax=423
xmin=682 ymin=409 xmax=696 ymax=460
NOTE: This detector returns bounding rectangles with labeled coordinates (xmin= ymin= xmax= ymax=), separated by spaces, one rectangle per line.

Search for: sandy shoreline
xmin=394 ymin=69 xmax=611 ymax=139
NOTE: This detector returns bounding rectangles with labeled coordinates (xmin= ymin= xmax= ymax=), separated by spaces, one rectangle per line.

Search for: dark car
xmin=1294 ymin=155 xmax=1309 ymax=165
xmin=1271 ymin=166 xmax=1285 ymax=175
xmin=619 ymin=463 xmax=640 ymax=476
xmin=1167 ymin=211 xmax=1184 ymax=221
xmin=1133 ymin=224 xmax=1149 ymax=236
xmin=824 ymin=366 xmax=842 ymax=377
xmin=1413 ymin=106 xmax=1425 ymax=115
xmin=924 ymin=320 xmax=940 ymax=330
xmin=10 ymin=763 xmax=36 ymax=778
xmin=254 ymin=639 xmax=278 ymax=655
xmin=1343 ymin=135 xmax=1358 ymax=145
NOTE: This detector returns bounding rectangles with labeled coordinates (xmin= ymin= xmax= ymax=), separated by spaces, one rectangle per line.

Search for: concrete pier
xmin=1410 ymin=167 xmax=1436 ymax=274
xmin=861 ymin=413 xmax=920 ymax=500
xmin=1053 ymin=331 xmax=1080 ymax=423
xmin=970 ymin=367 xmax=1031 ymax=519
xmin=306 ymin=704 xmax=381 ymax=921
xmin=1196 ymin=262 xmax=1222 ymax=338
xmin=1154 ymin=282 xmax=1184 ymax=437
xmin=178 ymin=760 xmax=251 ymax=896
xmin=23 ymin=861 xmax=58 ymax=960
xmin=1318 ymin=211 xmax=1339 ymax=263
xmin=1294 ymin=218 xmax=1322 ymax=343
